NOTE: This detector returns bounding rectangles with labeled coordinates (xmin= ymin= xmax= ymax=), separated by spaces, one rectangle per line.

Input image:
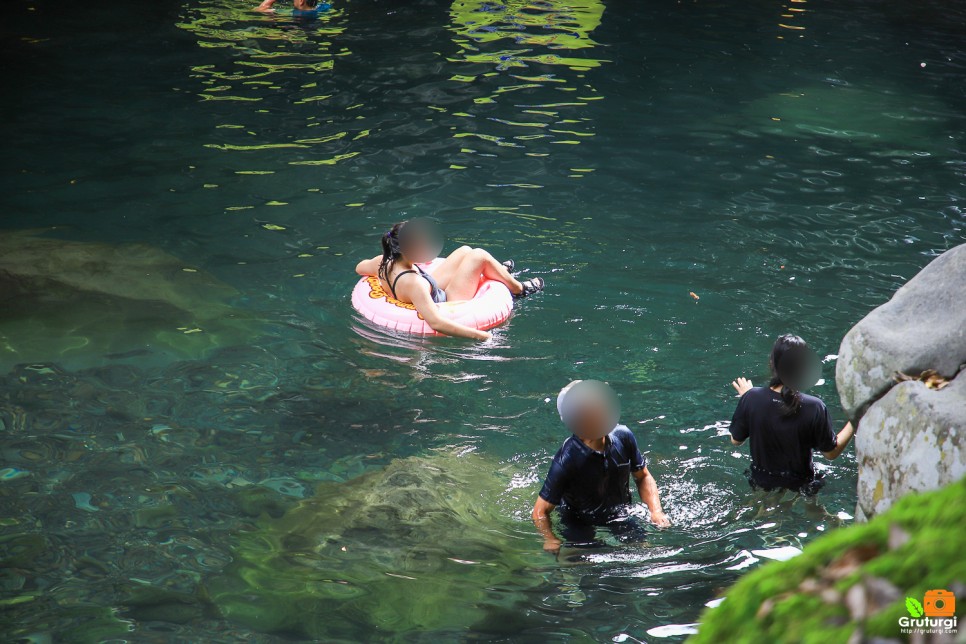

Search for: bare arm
xmin=634 ymin=467 xmax=670 ymax=527
xmin=401 ymin=276 xmax=491 ymax=341
xmin=531 ymin=497 xmax=561 ymax=554
xmin=355 ymin=255 xmax=382 ymax=277
xmin=254 ymin=0 xmax=277 ymax=11
xmin=730 ymin=377 xmax=752 ymax=445
xmin=822 ymin=422 xmax=855 ymax=460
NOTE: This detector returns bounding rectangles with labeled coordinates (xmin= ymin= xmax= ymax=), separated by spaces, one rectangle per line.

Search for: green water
xmin=2 ymin=0 xmax=965 ymax=641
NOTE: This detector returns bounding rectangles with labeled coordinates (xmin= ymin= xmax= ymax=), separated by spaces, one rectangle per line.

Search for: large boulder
xmin=836 ymin=243 xmax=966 ymax=521
xmin=855 ymin=375 xmax=966 ymax=520
xmin=836 ymin=244 xmax=966 ymax=422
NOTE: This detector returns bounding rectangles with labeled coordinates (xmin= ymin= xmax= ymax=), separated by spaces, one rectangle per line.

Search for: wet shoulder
xmin=386 ymin=269 xmax=427 ymax=297
xmin=798 ymin=392 xmax=828 ymax=414
xmin=739 ymin=386 xmax=778 ymax=409
xmin=747 ymin=386 xmax=776 ymax=400
xmin=610 ymin=424 xmax=639 ymax=448
xmin=553 ymin=435 xmax=583 ymax=462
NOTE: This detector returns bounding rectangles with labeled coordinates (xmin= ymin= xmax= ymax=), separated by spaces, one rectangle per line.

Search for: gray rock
xmin=854 ymin=374 xmax=966 ymax=520
xmin=836 ymin=244 xmax=966 ymax=422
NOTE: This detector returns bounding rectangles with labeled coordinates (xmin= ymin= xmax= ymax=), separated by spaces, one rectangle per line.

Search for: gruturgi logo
xmin=900 ymin=589 xmax=958 ymax=635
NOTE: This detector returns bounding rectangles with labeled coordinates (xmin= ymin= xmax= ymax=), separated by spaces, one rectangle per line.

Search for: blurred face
xmin=398 ymin=218 xmax=443 ymax=264
xmin=559 ymin=380 xmax=620 ymax=440
xmin=774 ymin=341 xmax=821 ymax=391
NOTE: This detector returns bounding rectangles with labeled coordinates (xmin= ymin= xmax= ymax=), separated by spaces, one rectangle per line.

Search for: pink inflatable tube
xmin=351 ymin=258 xmax=513 ymax=335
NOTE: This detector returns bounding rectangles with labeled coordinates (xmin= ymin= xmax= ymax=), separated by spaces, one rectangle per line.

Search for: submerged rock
xmin=691 ymin=477 xmax=966 ymax=643
xmin=713 ymin=83 xmax=954 ymax=154
xmin=835 ymin=244 xmax=966 ymax=519
xmin=0 ymin=229 xmax=259 ymax=370
xmin=206 ymin=450 xmax=540 ymax=638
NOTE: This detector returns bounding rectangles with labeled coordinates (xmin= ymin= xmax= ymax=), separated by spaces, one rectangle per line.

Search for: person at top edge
xmin=255 ymin=0 xmax=331 ymax=19
xmin=729 ymin=334 xmax=855 ymax=495
xmin=355 ymin=218 xmax=545 ymax=341
xmin=532 ymin=380 xmax=670 ymax=555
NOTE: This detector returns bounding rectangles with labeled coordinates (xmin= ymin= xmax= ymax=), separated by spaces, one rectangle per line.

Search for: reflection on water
xmin=450 ymin=0 xmax=605 ymax=68
xmin=177 ymin=0 xmax=348 ymax=89
xmin=776 ymin=0 xmax=809 ymax=39
xmin=176 ymin=0 xmax=364 ymax=169
xmin=446 ymin=0 xmax=606 ymax=158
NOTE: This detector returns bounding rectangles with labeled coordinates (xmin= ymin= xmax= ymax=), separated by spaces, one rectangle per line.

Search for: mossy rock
xmin=691 ymin=476 xmax=966 ymax=643
xmin=206 ymin=450 xmax=541 ymax=639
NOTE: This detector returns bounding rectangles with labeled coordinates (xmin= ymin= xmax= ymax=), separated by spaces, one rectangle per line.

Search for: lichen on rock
xmin=855 ymin=376 xmax=966 ymax=520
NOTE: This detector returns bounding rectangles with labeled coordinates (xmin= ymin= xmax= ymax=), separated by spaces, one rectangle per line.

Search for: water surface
xmin=2 ymin=0 xmax=965 ymax=641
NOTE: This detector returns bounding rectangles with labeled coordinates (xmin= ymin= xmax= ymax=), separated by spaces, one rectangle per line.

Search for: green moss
xmin=691 ymin=477 xmax=966 ymax=643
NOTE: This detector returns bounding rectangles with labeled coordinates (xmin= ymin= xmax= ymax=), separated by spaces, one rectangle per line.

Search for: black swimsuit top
xmin=389 ymin=265 xmax=447 ymax=304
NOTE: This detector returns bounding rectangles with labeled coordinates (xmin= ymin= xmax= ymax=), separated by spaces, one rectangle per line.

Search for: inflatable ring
xmin=351 ymin=258 xmax=513 ymax=335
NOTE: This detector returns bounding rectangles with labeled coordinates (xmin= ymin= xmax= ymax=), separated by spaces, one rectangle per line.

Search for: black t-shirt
xmin=730 ymin=387 xmax=837 ymax=483
xmin=538 ymin=425 xmax=646 ymax=523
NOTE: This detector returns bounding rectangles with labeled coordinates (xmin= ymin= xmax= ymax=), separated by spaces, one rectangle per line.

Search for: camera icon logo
xmin=924 ymin=589 xmax=956 ymax=618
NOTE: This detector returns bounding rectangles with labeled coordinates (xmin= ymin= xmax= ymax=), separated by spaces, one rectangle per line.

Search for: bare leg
xmin=427 ymin=245 xmax=474 ymax=291
xmin=441 ymin=247 xmax=523 ymax=300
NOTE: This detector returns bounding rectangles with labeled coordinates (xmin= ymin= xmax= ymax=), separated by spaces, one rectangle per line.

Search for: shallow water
xmin=2 ymin=0 xmax=965 ymax=641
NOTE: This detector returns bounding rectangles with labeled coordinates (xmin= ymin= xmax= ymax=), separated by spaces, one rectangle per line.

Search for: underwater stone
xmin=718 ymin=84 xmax=953 ymax=154
xmin=206 ymin=450 xmax=540 ymax=638
xmin=0 ymin=229 xmax=260 ymax=371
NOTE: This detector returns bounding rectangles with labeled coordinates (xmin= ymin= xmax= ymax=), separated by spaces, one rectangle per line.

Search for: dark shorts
xmin=559 ymin=511 xmax=648 ymax=548
xmin=746 ymin=467 xmax=826 ymax=496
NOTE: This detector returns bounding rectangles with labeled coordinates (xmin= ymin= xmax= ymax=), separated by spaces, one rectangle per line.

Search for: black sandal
xmin=514 ymin=277 xmax=545 ymax=299
xmin=501 ymin=259 xmax=515 ymax=272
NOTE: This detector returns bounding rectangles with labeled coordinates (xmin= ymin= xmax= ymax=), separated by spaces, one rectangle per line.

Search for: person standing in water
xmin=354 ymin=219 xmax=545 ymax=341
xmin=532 ymin=380 xmax=670 ymax=555
xmin=729 ymin=334 xmax=855 ymax=495
xmin=255 ymin=0 xmax=331 ymax=18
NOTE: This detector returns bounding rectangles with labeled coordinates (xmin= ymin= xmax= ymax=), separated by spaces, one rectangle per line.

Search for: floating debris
xmin=894 ymin=369 xmax=951 ymax=390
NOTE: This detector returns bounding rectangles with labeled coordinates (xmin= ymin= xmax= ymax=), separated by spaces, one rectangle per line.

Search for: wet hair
xmin=769 ymin=334 xmax=807 ymax=416
xmin=303 ymin=0 xmax=319 ymax=7
xmin=378 ymin=221 xmax=407 ymax=285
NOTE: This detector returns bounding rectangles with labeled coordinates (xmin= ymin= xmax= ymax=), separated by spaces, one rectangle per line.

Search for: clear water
xmin=2 ymin=0 xmax=965 ymax=641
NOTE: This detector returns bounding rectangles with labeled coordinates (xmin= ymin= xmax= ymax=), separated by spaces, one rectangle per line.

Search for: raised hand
xmin=731 ymin=377 xmax=753 ymax=397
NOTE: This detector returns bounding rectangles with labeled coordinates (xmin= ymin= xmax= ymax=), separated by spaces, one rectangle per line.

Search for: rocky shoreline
xmin=693 ymin=245 xmax=966 ymax=641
